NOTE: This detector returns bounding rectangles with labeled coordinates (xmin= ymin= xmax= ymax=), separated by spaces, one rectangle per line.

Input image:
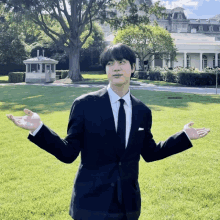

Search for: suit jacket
xmin=28 ymin=86 xmax=193 ymax=220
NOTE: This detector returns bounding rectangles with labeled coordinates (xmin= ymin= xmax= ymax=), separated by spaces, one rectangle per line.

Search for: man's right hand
xmin=6 ymin=109 xmax=42 ymax=133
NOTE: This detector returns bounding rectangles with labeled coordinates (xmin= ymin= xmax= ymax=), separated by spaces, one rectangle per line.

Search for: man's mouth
xmin=113 ymin=74 xmax=122 ymax=77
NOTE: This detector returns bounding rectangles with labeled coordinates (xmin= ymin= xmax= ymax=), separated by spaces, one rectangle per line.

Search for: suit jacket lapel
xmin=98 ymin=87 xmax=143 ymax=159
xmin=98 ymin=87 xmax=121 ymax=157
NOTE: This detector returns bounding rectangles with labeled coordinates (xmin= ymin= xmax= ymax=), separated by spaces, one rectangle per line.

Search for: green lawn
xmin=0 ymin=85 xmax=219 ymax=220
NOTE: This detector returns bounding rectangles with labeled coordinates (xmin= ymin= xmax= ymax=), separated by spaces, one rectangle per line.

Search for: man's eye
xmin=107 ymin=62 xmax=113 ymax=65
xmin=120 ymin=60 xmax=126 ymax=64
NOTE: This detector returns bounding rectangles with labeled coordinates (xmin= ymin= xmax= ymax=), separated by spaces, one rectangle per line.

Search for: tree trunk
xmin=68 ymin=46 xmax=83 ymax=82
xmin=139 ymin=57 xmax=145 ymax=71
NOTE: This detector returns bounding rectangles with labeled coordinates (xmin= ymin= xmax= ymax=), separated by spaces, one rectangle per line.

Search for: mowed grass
xmin=0 ymin=84 xmax=219 ymax=220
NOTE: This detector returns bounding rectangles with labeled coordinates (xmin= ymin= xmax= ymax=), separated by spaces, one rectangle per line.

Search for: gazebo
xmin=23 ymin=50 xmax=58 ymax=83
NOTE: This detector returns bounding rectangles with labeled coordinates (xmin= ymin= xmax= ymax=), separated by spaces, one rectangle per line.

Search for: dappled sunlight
xmin=54 ymin=102 xmax=66 ymax=106
xmin=34 ymin=104 xmax=46 ymax=109
xmin=22 ymin=95 xmax=44 ymax=100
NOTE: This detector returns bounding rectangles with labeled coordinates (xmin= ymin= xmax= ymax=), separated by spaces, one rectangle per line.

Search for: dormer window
xmin=178 ymin=14 xmax=182 ymax=19
xmin=209 ymin=26 xmax=213 ymax=31
xmin=199 ymin=26 xmax=203 ymax=31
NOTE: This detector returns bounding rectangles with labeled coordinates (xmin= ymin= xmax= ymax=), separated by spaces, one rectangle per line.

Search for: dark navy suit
xmin=28 ymin=86 xmax=193 ymax=220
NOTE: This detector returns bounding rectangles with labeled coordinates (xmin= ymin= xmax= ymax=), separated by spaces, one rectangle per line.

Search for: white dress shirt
xmin=107 ymin=84 xmax=132 ymax=148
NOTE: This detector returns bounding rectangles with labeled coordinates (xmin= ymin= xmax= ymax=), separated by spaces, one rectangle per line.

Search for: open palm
xmin=184 ymin=122 xmax=210 ymax=140
xmin=6 ymin=109 xmax=42 ymax=133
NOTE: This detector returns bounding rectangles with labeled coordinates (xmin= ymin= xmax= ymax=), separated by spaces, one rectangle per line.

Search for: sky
xmin=152 ymin=0 xmax=220 ymax=19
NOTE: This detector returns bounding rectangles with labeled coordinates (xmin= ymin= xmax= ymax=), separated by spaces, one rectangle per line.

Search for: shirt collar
xmin=107 ymin=84 xmax=131 ymax=106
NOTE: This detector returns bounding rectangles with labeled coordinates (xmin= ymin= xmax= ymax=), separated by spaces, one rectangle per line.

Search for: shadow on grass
xmin=0 ymin=85 xmax=219 ymax=115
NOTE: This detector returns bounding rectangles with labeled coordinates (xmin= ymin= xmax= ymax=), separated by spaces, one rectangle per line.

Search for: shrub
xmin=8 ymin=72 xmax=25 ymax=83
xmin=162 ymin=70 xmax=178 ymax=83
xmin=149 ymin=67 xmax=163 ymax=81
xmin=134 ymin=70 xmax=148 ymax=79
xmin=56 ymin=70 xmax=69 ymax=79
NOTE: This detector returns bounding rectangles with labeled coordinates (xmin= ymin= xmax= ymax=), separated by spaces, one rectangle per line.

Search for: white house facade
xmin=101 ymin=3 xmax=220 ymax=71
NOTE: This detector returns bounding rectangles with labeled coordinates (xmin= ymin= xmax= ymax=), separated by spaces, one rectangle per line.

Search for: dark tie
xmin=117 ymin=99 xmax=126 ymax=157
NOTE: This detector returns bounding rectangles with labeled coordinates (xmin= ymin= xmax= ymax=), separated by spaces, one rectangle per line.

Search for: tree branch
xmin=79 ymin=6 xmax=93 ymax=48
xmin=51 ymin=2 xmax=69 ymax=39
xmin=61 ymin=0 xmax=72 ymax=27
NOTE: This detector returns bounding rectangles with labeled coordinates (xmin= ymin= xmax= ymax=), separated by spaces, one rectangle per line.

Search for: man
xmin=7 ymin=43 xmax=210 ymax=220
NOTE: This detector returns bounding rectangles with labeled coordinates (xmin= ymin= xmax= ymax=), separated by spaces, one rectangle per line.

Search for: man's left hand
xmin=183 ymin=122 xmax=210 ymax=140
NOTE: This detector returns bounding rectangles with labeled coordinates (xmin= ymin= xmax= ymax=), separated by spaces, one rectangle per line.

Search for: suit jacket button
xmin=111 ymin=183 xmax=115 ymax=187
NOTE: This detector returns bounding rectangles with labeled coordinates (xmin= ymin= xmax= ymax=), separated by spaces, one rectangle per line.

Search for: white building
xmin=101 ymin=3 xmax=220 ymax=70
xmin=23 ymin=50 xmax=58 ymax=83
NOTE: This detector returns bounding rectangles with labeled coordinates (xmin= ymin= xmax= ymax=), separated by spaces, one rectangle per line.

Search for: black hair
xmin=100 ymin=43 xmax=136 ymax=70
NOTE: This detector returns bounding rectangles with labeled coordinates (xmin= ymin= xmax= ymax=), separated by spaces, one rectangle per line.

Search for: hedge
xmin=134 ymin=67 xmax=220 ymax=86
xmin=8 ymin=72 xmax=25 ymax=83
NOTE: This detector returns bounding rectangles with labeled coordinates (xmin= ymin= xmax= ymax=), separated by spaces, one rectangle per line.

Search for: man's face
xmin=106 ymin=59 xmax=135 ymax=87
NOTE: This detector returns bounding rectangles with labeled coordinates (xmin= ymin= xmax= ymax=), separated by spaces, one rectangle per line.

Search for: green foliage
xmin=104 ymin=0 xmax=166 ymax=30
xmin=145 ymin=67 xmax=220 ymax=86
xmin=8 ymin=72 xmax=25 ymax=83
xmin=134 ymin=70 xmax=148 ymax=79
xmin=113 ymin=24 xmax=177 ymax=70
xmin=55 ymin=70 xmax=69 ymax=79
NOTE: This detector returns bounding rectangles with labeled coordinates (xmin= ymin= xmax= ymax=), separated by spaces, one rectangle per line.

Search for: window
xmin=42 ymin=64 xmax=45 ymax=73
xmin=178 ymin=14 xmax=182 ymax=19
xmin=213 ymin=54 xmax=220 ymax=68
xmin=202 ymin=55 xmax=207 ymax=69
xmin=31 ymin=64 xmax=37 ymax=72
xmin=27 ymin=64 xmax=31 ymax=72
xmin=38 ymin=64 xmax=40 ymax=72
xmin=51 ymin=64 xmax=55 ymax=72
xmin=187 ymin=55 xmax=191 ymax=68
xmin=183 ymin=55 xmax=191 ymax=68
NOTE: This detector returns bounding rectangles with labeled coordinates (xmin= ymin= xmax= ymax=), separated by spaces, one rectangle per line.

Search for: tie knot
xmin=118 ymin=99 xmax=125 ymax=105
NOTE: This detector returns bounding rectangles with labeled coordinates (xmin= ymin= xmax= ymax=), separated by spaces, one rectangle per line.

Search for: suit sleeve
xmin=141 ymin=110 xmax=193 ymax=162
xmin=28 ymin=99 xmax=84 ymax=163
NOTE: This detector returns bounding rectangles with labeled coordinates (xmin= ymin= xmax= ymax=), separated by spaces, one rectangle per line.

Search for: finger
xmin=11 ymin=117 xmax=24 ymax=128
xmin=188 ymin=122 xmax=194 ymax=127
xmin=195 ymin=128 xmax=207 ymax=132
xmin=198 ymin=132 xmax=208 ymax=138
xmin=24 ymin=109 xmax=34 ymax=117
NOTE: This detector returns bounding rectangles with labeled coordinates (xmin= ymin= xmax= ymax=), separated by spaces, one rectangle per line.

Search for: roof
xmin=23 ymin=56 xmax=58 ymax=64
xmin=171 ymin=33 xmax=220 ymax=45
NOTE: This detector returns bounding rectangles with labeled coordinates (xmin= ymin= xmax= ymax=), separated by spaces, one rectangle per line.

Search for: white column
xmin=184 ymin=52 xmax=187 ymax=68
xmin=152 ymin=55 xmax=155 ymax=68
xmin=215 ymin=53 xmax=218 ymax=68
xmin=136 ymin=58 xmax=139 ymax=70
xmin=200 ymin=53 xmax=203 ymax=71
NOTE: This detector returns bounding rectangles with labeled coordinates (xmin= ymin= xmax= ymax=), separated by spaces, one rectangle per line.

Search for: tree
xmin=101 ymin=0 xmax=166 ymax=31
xmin=113 ymin=24 xmax=177 ymax=70
xmin=1 ymin=0 xmax=166 ymax=81
xmin=1 ymin=0 xmax=113 ymax=81
xmin=80 ymin=22 xmax=105 ymax=70
xmin=0 ymin=5 xmax=27 ymax=64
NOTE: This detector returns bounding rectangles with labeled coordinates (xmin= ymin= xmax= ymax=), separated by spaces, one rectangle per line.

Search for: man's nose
xmin=112 ymin=62 xmax=121 ymax=71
